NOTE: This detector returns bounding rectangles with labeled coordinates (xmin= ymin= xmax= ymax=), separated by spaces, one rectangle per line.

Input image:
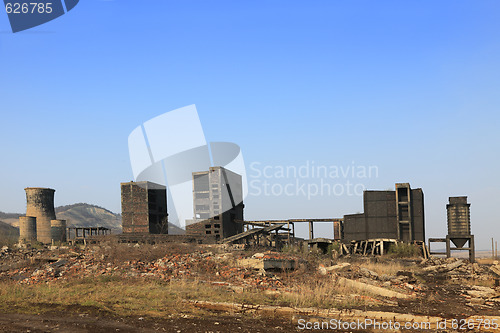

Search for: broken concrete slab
xmin=490 ymin=264 xmax=500 ymax=277
xmin=466 ymin=286 xmax=498 ymax=299
xmin=187 ymin=299 xmax=454 ymax=328
xmin=318 ymin=263 xmax=351 ymax=275
xmin=337 ymin=277 xmax=414 ymax=299
xmin=50 ymin=259 xmax=68 ymax=269
xmin=237 ymin=258 xmax=296 ymax=271
xmin=423 ymin=259 xmax=464 ymax=273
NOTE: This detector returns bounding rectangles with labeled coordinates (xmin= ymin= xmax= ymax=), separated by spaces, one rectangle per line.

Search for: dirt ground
xmin=0 ymin=310 xmax=303 ymax=333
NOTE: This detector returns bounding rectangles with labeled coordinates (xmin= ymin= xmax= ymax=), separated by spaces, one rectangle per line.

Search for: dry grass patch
xmin=277 ymin=276 xmax=370 ymax=309
xmin=0 ymin=274 xmax=375 ymax=317
xmin=0 ymin=277 xmax=228 ymax=317
xmin=358 ymin=260 xmax=413 ymax=276
xmin=477 ymin=258 xmax=498 ymax=265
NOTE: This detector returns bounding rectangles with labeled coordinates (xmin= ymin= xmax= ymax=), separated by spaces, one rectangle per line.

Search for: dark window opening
xmin=397 ymin=188 xmax=409 ymax=202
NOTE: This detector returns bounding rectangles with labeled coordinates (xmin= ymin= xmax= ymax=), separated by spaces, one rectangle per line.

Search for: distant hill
xmin=0 ymin=212 xmax=21 ymax=228
xmin=0 ymin=220 xmax=19 ymax=238
xmin=0 ymin=212 xmax=21 ymax=220
xmin=55 ymin=203 xmax=122 ymax=231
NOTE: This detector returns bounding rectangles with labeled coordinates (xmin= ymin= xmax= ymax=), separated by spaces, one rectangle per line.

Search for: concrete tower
xmin=25 ymin=187 xmax=56 ymax=244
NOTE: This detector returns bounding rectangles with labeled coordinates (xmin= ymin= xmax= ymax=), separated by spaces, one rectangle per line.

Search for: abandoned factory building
xmin=121 ymin=181 xmax=168 ymax=234
xmin=186 ymin=166 xmax=244 ymax=238
xmin=343 ymin=183 xmax=425 ymax=242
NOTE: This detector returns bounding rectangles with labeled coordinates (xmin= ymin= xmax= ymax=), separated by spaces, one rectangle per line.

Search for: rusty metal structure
xmin=121 ymin=181 xmax=168 ymax=234
xmin=19 ymin=216 xmax=37 ymax=242
xmin=25 ymin=187 xmax=56 ymax=244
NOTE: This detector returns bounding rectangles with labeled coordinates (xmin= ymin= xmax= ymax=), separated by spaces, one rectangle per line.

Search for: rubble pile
xmin=421 ymin=257 xmax=495 ymax=282
xmin=0 ymin=246 xmax=295 ymax=291
xmin=315 ymin=256 xmax=500 ymax=311
xmin=318 ymin=260 xmax=424 ymax=300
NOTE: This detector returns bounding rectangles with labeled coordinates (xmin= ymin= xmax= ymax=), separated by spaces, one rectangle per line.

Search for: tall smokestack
xmin=25 ymin=187 xmax=56 ymax=244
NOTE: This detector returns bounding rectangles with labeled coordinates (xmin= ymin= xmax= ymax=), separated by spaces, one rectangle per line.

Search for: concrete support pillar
xmin=446 ymin=235 xmax=451 ymax=258
xmin=469 ymin=235 xmax=475 ymax=263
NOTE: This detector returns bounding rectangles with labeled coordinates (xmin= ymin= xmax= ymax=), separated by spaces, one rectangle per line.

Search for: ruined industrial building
xmin=342 ymin=183 xmax=425 ymax=242
xmin=186 ymin=166 xmax=244 ymax=239
xmin=114 ymin=174 xmax=476 ymax=260
xmin=120 ymin=181 xmax=168 ymax=234
xmin=17 ymin=179 xmax=476 ymax=263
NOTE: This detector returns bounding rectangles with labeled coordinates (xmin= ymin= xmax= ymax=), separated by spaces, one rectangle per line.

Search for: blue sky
xmin=1 ymin=1 xmax=499 ymax=248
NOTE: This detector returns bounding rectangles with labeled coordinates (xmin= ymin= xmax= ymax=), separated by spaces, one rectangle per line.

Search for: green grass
xmin=387 ymin=243 xmax=420 ymax=258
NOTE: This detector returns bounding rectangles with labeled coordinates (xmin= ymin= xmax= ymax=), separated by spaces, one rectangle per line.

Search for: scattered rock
xmin=360 ymin=267 xmax=379 ymax=280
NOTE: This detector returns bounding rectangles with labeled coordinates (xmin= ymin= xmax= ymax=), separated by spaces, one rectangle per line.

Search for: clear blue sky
xmin=1 ymin=1 xmax=499 ymax=248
